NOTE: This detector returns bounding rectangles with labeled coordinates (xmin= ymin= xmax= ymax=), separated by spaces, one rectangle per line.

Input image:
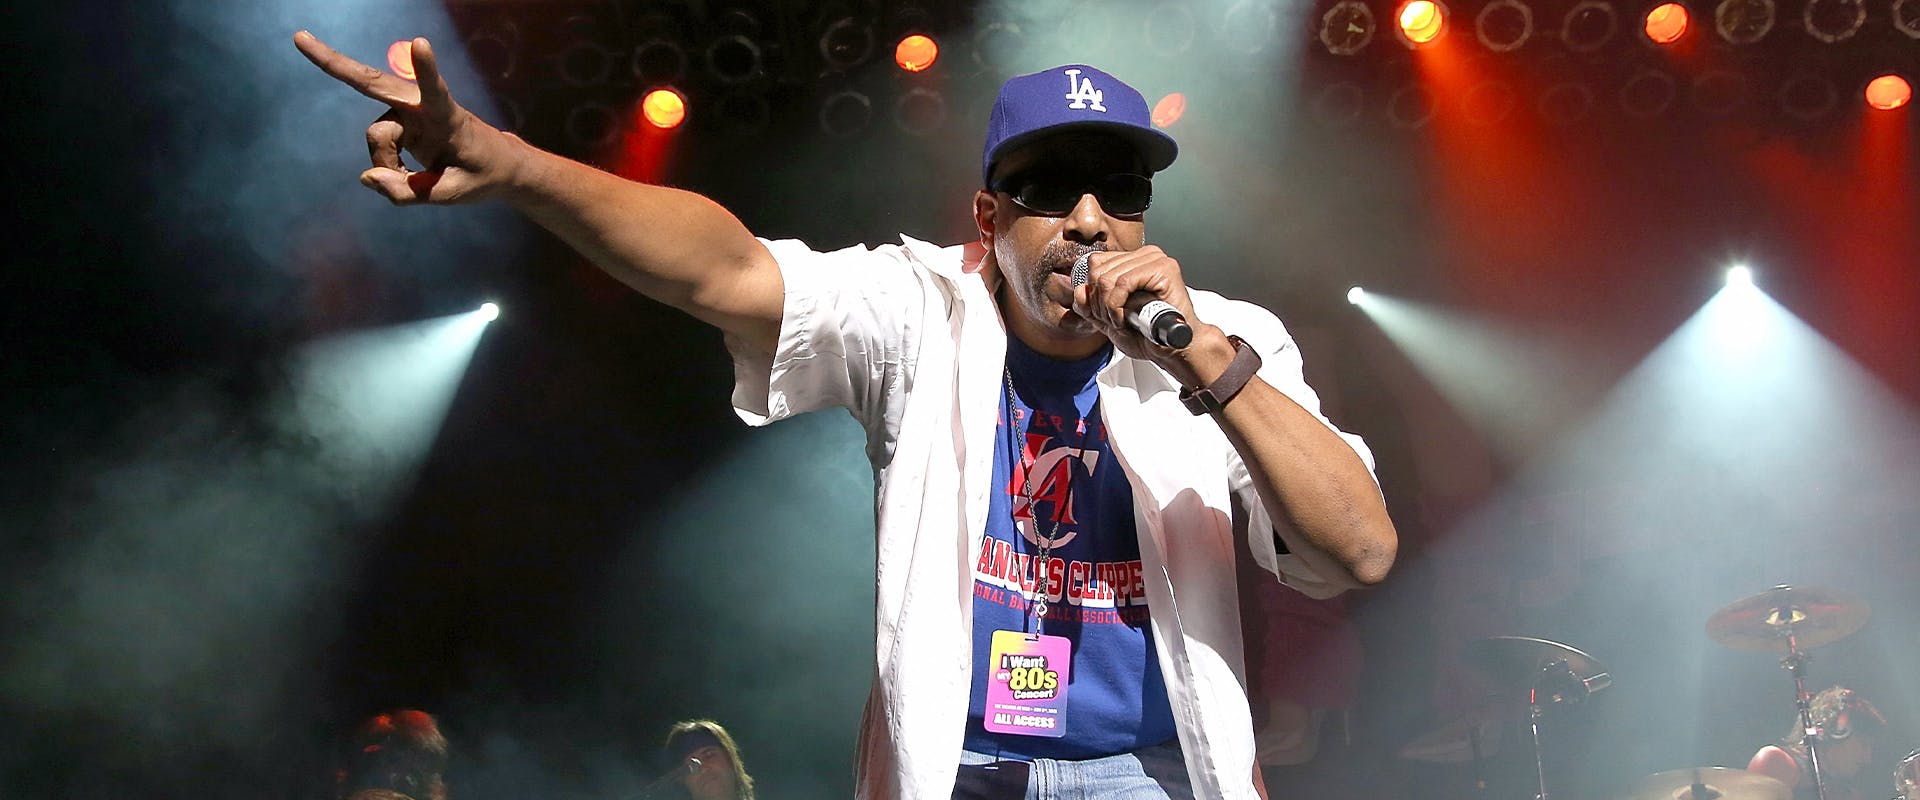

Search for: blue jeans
xmin=954 ymin=740 xmax=1195 ymax=800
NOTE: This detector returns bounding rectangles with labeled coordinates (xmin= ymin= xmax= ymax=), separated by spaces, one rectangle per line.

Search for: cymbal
xmin=1705 ymin=584 xmax=1869 ymax=653
xmin=1615 ymin=767 xmax=1790 ymax=800
xmin=1465 ymin=636 xmax=1611 ymax=701
xmin=1398 ymin=702 xmax=1506 ymax=763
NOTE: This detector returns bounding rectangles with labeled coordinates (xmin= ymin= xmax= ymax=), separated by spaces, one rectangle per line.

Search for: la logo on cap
xmin=1063 ymin=68 xmax=1106 ymax=112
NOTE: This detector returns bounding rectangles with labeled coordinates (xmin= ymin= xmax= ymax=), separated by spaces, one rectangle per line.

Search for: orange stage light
xmin=1399 ymin=0 xmax=1448 ymax=43
xmin=387 ymin=40 xmax=416 ymax=81
xmin=895 ymin=34 xmax=939 ymax=72
xmin=1865 ymin=75 xmax=1912 ymax=110
xmin=641 ymin=89 xmax=687 ymax=129
xmin=1152 ymin=93 xmax=1187 ymax=128
xmin=1643 ymin=3 xmax=1690 ymax=43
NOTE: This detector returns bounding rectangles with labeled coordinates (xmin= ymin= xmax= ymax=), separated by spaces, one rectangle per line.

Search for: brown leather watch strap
xmin=1179 ymin=335 xmax=1262 ymax=415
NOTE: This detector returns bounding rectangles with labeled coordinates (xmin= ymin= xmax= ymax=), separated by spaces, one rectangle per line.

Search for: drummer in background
xmin=1748 ymin=686 xmax=1887 ymax=799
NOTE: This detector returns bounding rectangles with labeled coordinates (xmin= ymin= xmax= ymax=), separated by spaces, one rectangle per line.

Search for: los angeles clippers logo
xmin=1063 ymin=68 xmax=1106 ymax=112
xmin=1012 ymin=432 xmax=1099 ymax=549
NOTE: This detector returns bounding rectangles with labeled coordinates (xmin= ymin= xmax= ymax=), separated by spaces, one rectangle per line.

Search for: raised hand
xmin=293 ymin=31 xmax=516 ymax=205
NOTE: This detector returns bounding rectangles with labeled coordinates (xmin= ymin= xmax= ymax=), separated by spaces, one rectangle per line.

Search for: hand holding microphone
xmin=1072 ymin=250 xmax=1194 ymax=349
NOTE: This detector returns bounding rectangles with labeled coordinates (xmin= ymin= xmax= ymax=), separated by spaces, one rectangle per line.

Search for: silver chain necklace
xmin=1002 ymin=366 xmax=1094 ymax=626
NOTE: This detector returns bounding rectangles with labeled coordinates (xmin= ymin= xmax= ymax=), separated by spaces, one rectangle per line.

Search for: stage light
xmin=1643 ymin=2 xmax=1691 ymax=43
xmin=1222 ymin=0 xmax=1282 ymax=53
xmin=1865 ymin=74 xmax=1912 ymax=110
xmin=632 ymin=38 xmax=690 ymax=85
xmin=1152 ymin=93 xmax=1188 ymax=128
xmin=1620 ymin=69 xmax=1679 ymax=117
xmin=1897 ymin=0 xmax=1920 ymax=38
xmin=566 ymin=103 xmax=621 ymax=150
xmin=478 ymin=303 xmax=500 ymax=321
xmin=705 ymin=34 xmax=763 ymax=84
xmin=641 ymin=88 xmax=687 ymax=129
xmin=1397 ymin=0 xmax=1449 ymax=45
xmin=1802 ymin=0 xmax=1866 ymax=40
xmin=1778 ymin=74 xmax=1839 ymax=120
xmin=1321 ymin=0 xmax=1379 ymax=54
xmin=1714 ymin=0 xmax=1776 ymax=43
xmin=1797 ymin=0 xmax=1867 ymax=41
xmin=892 ymin=87 xmax=947 ymax=135
xmin=819 ymin=89 xmax=873 ymax=137
xmin=385 ymin=41 xmax=417 ymax=81
xmin=1563 ymin=0 xmax=1621 ymax=51
xmin=894 ymin=34 xmax=938 ymax=72
xmin=714 ymin=91 xmax=771 ymax=137
xmin=1388 ymin=85 xmax=1438 ymax=127
xmin=1477 ymin=0 xmax=1535 ymax=51
xmin=820 ymin=17 xmax=876 ymax=70
xmin=1348 ymin=286 xmax=1368 ymax=305
xmin=1313 ymin=82 xmax=1368 ymax=127
xmin=1726 ymin=265 xmax=1753 ymax=286
xmin=465 ymin=20 xmax=519 ymax=81
xmin=971 ymin=21 xmax=1024 ymax=71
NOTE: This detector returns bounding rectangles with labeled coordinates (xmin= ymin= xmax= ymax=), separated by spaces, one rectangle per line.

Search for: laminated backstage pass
xmin=982 ymin=630 xmax=1070 ymax=737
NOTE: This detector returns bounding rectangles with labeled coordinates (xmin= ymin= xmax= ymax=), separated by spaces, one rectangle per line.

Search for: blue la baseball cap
xmin=982 ymin=64 xmax=1179 ymax=187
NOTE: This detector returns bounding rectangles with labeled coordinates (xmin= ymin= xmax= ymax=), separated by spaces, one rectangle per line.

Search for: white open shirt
xmin=727 ymin=236 xmax=1377 ymax=799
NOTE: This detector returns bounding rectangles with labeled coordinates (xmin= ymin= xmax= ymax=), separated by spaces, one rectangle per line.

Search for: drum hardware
xmin=1707 ymin=584 xmax=1871 ymax=800
xmin=1616 ymin=766 xmax=1791 ymax=800
xmin=1895 ymin=747 xmax=1920 ymax=800
xmin=1400 ymin=699 xmax=1507 ymax=793
xmin=1464 ymin=635 xmax=1611 ymax=800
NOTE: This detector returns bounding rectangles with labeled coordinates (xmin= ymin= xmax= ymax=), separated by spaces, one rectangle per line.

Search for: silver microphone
xmin=1071 ymin=252 xmax=1193 ymax=349
xmin=687 ymin=756 xmax=703 ymax=774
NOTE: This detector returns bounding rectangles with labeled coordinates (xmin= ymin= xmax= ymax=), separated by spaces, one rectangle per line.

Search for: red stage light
xmin=1152 ymin=93 xmax=1187 ymax=128
xmin=895 ymin=34 xmax=938 ymax=72
xmin=641 ymin=89 xmax=687 ymax=129
xmin=1399 ymin=0 xmax=1448 ymax=43
xmin=1644 ymin=3 xmax=1690 ymax=43
xmin=1865 ymin=74 xmax=1912 ymax=110
xmin=387 ymin=40 xmax=416 ymax=80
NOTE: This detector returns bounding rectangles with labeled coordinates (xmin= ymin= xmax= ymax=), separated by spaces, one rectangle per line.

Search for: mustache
xmin=1041 ymin=243 xmax=1110 ymax=275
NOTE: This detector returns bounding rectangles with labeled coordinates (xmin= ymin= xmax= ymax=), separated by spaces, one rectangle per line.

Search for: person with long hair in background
xmin=1748 ymin=686 xmax=1887 ymax=799
xmin=660 ymin=719 xmax=756 ymax=800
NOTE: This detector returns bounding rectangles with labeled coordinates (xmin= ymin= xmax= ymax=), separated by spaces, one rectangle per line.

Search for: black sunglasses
xmin=990 ymin=169 xmax=1154 ymax=217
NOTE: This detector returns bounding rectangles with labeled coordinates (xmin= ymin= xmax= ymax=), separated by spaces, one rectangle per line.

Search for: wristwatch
xmin=1179 ymin=335 xmax=1261 ymax=415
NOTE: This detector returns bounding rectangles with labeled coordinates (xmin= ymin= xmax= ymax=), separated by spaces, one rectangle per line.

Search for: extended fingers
xmin=294 ymin=30 xmax=420 ymax=108
xmin=407 ymin=38 xmax=457 ymax=120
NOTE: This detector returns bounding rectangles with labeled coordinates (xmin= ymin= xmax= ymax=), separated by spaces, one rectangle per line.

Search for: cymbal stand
xmin=1526 ymin=658 xmax=1576 ymax=800
xmin=1468 ymin=724 xmax=1488 ymax=795
xmin=1780 ymin=624 xmax=1830 ymax=800
xmin=1528 ymin=686 xmax=1549 ymax=800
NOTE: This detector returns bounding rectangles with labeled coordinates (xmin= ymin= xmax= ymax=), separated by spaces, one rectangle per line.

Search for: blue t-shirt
xmin=962 ymin=336 xmax=1178 ymax=760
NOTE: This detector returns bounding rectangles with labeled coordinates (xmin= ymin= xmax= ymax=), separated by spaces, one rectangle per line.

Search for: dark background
xmin=3 ymin=1 xmax=1916 ymax=798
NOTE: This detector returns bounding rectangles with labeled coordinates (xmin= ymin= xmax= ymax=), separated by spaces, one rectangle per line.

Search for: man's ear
xmin=973 ymin=189 xmax=997 ymax=244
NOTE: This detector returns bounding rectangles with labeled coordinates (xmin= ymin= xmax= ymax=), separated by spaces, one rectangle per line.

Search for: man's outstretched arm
xmin=293 ymin=32 xmax=783 ymax=353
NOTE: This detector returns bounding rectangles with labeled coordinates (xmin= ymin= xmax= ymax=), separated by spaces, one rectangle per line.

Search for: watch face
xmin=1321 ymin=1 xmax=1376 ymax=54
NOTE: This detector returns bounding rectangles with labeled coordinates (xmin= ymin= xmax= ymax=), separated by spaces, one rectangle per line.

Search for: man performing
xmin=295 ymin=31 xmax=1398 ymax=799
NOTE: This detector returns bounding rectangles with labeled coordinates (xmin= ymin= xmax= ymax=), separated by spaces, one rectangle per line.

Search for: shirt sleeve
xmin=725 ymin=238 xmax=928 ymax=433
xmin=1217 ymin=299 xmax=1379 ymax=599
